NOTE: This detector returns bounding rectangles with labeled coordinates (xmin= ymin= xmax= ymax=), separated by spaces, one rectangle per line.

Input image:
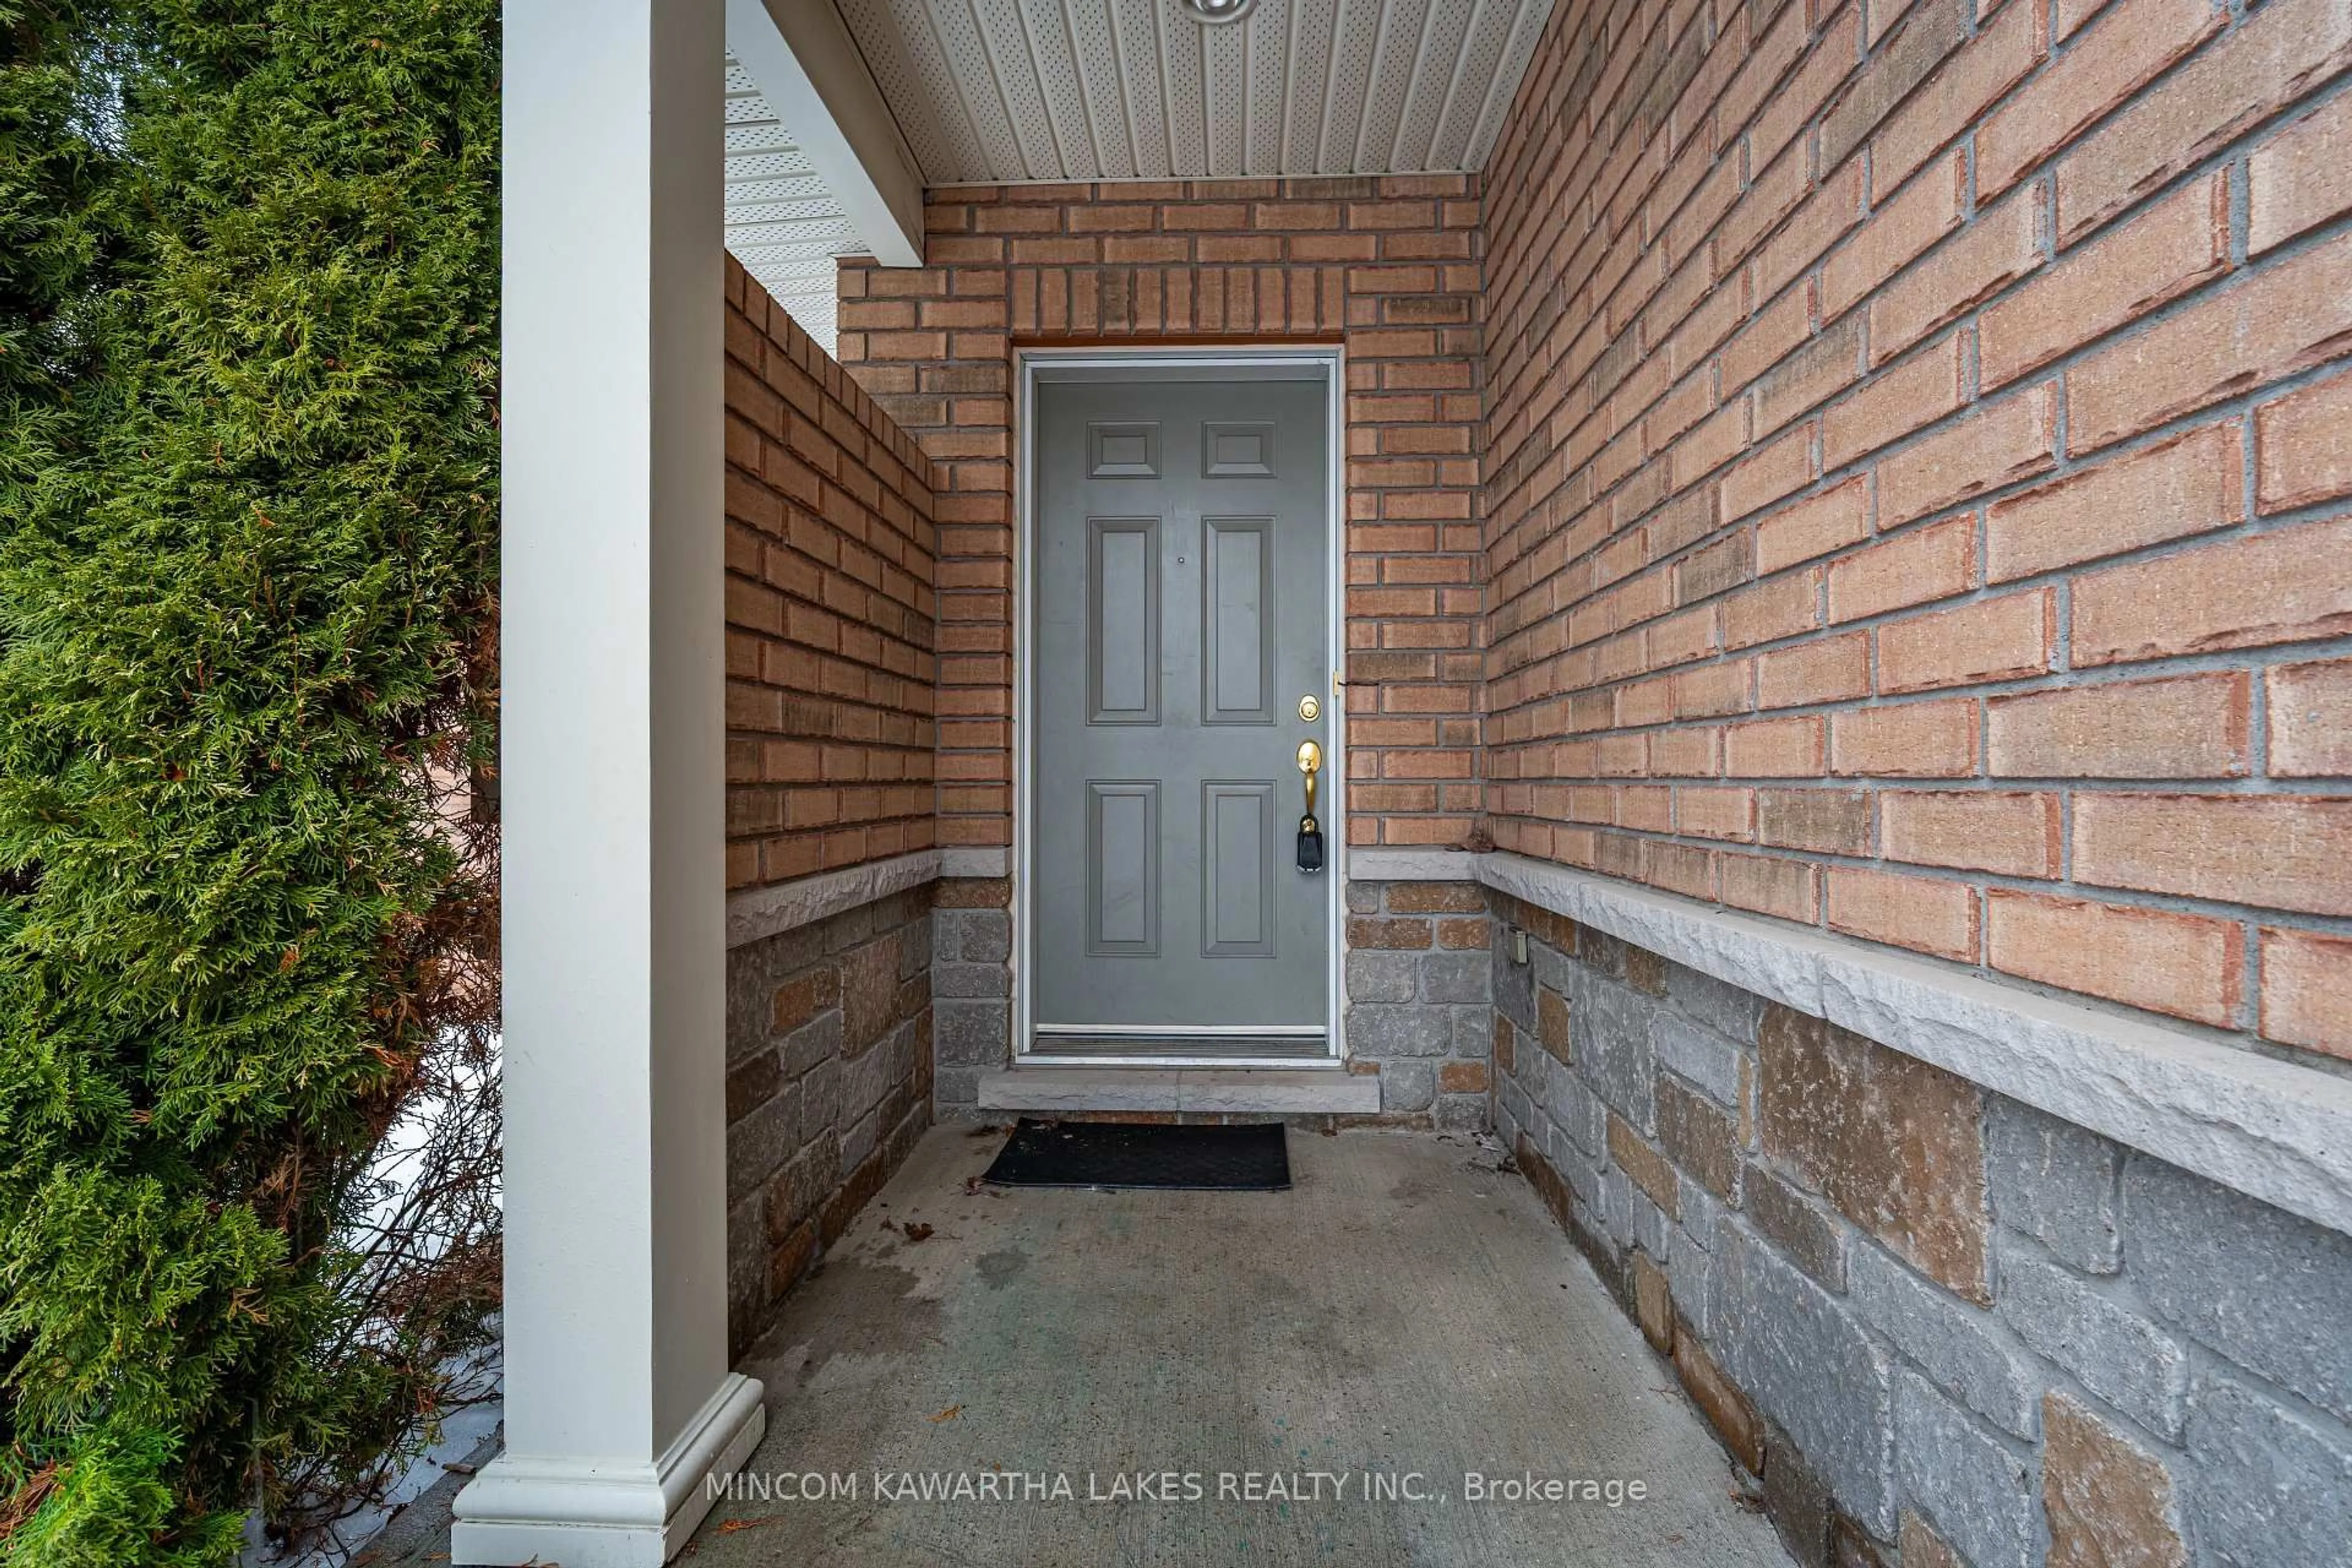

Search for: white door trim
xmin=1012 ymin=346 xmax=1348 ymax=1071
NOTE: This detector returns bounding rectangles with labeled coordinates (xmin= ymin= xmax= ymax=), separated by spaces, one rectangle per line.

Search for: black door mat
xmin=981 ymin=1118 xmax=1291 ymax=1191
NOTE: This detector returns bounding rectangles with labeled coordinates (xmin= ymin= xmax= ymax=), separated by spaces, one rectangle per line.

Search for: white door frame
xmin=1012 ymin=346 xmax=1348 ymax=1069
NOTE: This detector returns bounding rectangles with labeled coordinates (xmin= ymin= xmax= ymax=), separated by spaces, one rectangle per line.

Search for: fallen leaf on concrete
xmin=901 ymin=1222 xmax=935 ymax=1242
xmin=929 ymin=1404 xmax=963 ymax=1423
xmin=715 ymin=1517 xmax=774 ymax=1534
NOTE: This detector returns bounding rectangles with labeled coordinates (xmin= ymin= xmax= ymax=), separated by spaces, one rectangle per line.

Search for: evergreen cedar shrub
xmin=0 ymin=1 xmax=503 ymax=1559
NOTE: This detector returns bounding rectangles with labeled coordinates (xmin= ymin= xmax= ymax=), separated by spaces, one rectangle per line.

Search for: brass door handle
xmin=1295 ymin=739 xmax=1325 ymax=873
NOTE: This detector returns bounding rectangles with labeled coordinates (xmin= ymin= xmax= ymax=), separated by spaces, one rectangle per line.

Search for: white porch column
xmin=451 ymin=1 xmax=763 ymax=1563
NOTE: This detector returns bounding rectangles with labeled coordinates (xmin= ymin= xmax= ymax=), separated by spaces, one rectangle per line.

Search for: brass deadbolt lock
xmin=1298 ymin=693 xmax=1321 ymax=722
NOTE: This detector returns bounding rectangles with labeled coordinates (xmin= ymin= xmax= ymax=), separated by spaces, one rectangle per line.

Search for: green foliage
xmin=0 ymin=0 xmax=502 ymax=1559
xmin=4 ymin=1420 xmax=245 ymax=1567
xmin=0 ymin=1 xmax=120 ymax=467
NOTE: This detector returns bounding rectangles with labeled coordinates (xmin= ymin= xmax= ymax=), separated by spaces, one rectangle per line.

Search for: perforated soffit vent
xmin=725 ymin=51 xmax=865 ymax=353
xmin=832 ymin=0 xmax=1563 ymax=184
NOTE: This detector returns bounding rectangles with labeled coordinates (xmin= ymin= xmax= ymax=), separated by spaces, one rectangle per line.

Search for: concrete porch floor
xmin=681 ymin=1123 xmax=1790 ymax=1567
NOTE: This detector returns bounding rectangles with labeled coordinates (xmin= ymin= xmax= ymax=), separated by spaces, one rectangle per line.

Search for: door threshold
xmin=1016 ymin=1056 xmax=1343 ymax=1070
xmin=1028 ymin=1033 xmax=1331 ymax=1060
xmin=1024 ymin=1035 xmax=1336 ymax=1068
xmin=978 ymin=1065 xmax=1380 ymax=1115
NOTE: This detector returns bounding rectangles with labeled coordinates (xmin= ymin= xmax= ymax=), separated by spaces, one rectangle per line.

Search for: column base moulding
xmin=451 ymin=1373 xmax=767 ymax=1568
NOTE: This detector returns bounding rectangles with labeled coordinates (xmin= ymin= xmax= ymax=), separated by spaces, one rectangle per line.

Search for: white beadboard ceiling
xmin=833 ymin=0 xmax=1560 ymax=183
xmin=726 ymin=53 xmax=866 ymax=351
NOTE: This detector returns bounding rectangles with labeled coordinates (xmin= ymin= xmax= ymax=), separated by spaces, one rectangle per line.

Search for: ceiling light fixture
xmin=1180 ymin=0 xmax=1258 ymax=24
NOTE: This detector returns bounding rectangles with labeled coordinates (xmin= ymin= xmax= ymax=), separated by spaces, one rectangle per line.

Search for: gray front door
xmin=1030 ymin=374 xmax=1332 ymax=1053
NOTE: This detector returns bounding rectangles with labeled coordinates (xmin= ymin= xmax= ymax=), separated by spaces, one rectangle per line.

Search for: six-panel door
xmin=1031 ymin=375 xmax=1332 ymax=1044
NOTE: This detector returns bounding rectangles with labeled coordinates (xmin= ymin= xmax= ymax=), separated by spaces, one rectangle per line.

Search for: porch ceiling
xmin=725 ymin=52 xmax=867 ymax=350
xmin=834 ymin=0 xmax=1561 ymax=184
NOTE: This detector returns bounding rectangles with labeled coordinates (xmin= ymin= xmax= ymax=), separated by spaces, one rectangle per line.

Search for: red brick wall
xmin=1480 ymin=0 xmax=2352 ymax=1062
xmin=724 ymin=257 xmax=939 ymax=889
xmin=834 ymin=178 xmax=1487 ymax=853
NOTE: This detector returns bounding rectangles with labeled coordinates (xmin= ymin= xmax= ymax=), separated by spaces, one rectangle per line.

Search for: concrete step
xmin=974 ymin=1065 xmax=1382 ymax=1115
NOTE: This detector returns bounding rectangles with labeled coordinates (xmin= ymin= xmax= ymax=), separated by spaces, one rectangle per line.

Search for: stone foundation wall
xmin=724 ymin=886 xmax=935 ymax=1352
xmin=1344 ymin=879 xmax=1493 ymax=1128
xmin=931 ymin=875 xmax=1011 ymax=1117
xmin=921 ymin=875 xmax=1493 ymax=1128
xmin=1489 ymin=889 xmax=2352 ymax=1567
